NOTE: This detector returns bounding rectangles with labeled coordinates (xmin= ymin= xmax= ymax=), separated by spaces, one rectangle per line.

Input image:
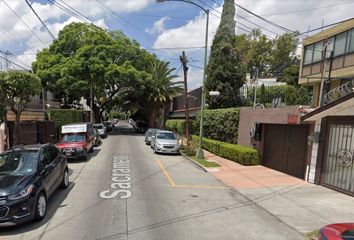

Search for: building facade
xmin=300 ymin=18 xmax=354 ymax=196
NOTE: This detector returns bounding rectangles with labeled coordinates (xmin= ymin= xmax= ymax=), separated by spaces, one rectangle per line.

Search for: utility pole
xmin=180 ymin=51 xmax=190 ymax=144
xmin=319 ymin=39 xmax=329 ymax=106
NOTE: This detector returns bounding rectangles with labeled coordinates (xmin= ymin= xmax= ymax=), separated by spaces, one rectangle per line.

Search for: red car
xmin=56 ymin=123 xmax=95 ymax=160
xmin=318 ymin=223 xmax=354 ymax=240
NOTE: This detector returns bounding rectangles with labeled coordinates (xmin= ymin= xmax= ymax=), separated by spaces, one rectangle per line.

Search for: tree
xmin=0 ymin=71 xmax=41 ymax=145
xmin=233 ymin=30 xmax=300 ymax=86
xmin=139 ymin=60 xmax=182 ymax=128
xmin=33 ymin=23 xmax=156 ymax=123
xmin=295 ymin=86 xmax=311 ymax=105
xmin=206 ymin=0 xmax=245 ymax=108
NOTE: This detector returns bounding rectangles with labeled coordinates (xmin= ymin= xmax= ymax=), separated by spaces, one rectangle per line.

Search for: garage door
xmin=263 ymin=124 xmax=309 ymax=179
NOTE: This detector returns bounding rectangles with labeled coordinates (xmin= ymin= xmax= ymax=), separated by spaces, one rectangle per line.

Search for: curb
xmin=180 ymin=152 xmax=208 ymax=172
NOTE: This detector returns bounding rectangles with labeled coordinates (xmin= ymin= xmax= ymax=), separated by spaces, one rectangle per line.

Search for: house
xmin=299 ymin=18 xmax=354 ymax=196
xmin=0 ymin=90 xmax=60 ymax=151
xmin=167 ymin=87 xmax=202 ymax=119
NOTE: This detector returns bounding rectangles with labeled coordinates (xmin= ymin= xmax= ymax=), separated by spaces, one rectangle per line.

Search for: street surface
xmin=0 ymin=121 xmax=305 ymax=240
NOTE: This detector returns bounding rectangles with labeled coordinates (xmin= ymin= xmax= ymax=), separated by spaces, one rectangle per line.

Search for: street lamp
xmin=156 ymin=0 xmax=209 ymax=159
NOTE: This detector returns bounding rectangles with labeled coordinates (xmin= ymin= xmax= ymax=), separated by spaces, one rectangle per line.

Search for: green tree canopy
xmin=206 ymin=0 xmax=245 ymax=109
xmin=0 ymin=71 xmax=41 ymax=144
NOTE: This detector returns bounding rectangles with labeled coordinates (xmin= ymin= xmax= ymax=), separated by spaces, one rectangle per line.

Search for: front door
xmin=321 ymin=120 xmax=354 ymax=196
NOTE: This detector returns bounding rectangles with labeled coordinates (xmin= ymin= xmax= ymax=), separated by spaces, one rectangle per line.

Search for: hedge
xmin=192 ymin=135 xmax=260 ymax=166
xmin=165 ymin=119 xmax=186 ymax=135
xmin=247 ymin=85 xmax=311 ymax=105
xmin=193 ymin=108 xmax=239 ymax=144
xmin=49 ymin=109 xmax=84 ymax=127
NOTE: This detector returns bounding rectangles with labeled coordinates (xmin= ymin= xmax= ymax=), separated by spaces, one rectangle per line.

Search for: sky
xmin=1 ymin=0 xmax=354 ymax=90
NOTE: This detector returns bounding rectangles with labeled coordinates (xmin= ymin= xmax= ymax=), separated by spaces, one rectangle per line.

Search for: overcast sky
xmin=1 ymin=0 xmax=354 ymax=89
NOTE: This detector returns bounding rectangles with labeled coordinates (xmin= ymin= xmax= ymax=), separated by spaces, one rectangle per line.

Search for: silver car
xmin=93 ymin=123 xmax=107 ymax=138
xmin=151 ymin=130 xmax=180 ymax=154
xmin=145 ymin=128 xmax=158 ymax=145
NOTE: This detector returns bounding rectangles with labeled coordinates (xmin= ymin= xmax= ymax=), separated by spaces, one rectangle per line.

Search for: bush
xmin=247 ymin=85 xmax=311 ymax=106
xmin=49 ymin=109 xmax=84 ymax=127
xmin=194 ymin=108 xmax=239 ymax=144
xmin=165 ymin=119 xmax=186 ymax=135
xmin=219 ymin=143 xmax=259 ymax=166
xmin=192 ymin=135 xmax=259 ymax=165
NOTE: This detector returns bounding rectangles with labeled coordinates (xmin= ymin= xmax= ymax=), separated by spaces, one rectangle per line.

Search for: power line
xmin=2 ymin=0 xmax=46 ymax=45
xmin=234 ymin=2 xmax=295 ymax=33
xmin=25 ymin=0 xmax=56 ymax=40
xmin=0 ymin=50 xmax=31 ymax=71
xmin=204 ymin=0 xmax=279 ymax=36
xmin=94 ymin=0 xmax=155 ymax=42
xmin=256 ymin=1 xmax=354 ymax=18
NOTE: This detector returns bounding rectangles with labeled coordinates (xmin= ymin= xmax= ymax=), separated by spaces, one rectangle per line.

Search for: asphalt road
xmin=0 ymin=121 xmax=305 ymax=240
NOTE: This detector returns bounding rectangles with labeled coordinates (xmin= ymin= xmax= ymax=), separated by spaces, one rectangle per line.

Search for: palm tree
xmin=145 ymin=60 xmax=183 ymax=128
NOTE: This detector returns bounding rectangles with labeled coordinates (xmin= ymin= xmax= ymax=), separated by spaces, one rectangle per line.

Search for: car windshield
xmin=156 ymin=132 xmax=176 ymax=140
xmin=94 ymin=125 xmax=103 ymax=129
xmin=62 ymin=134 xmax=86 ymax=142
xmin=0 ymin=150 xmax=39 ymax=176
xmin=343 ymin=230 xmax=354 ymax=240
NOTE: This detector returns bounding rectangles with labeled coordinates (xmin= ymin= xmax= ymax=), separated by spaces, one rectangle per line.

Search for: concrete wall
xmin=238 ymin=106 xmax=302 ymax=147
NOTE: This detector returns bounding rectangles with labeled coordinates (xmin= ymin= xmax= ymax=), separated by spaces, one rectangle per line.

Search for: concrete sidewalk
xmin=203 ymin=150 xmax=354 ymax=234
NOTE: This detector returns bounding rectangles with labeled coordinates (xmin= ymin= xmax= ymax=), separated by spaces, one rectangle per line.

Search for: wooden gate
xmin=263 ymin=124 xmax=309 ymax=179
xmin=320 ymin=117 xmax=354 ymax=196
xmin=8 ymin=121 xmax=56 ymax=148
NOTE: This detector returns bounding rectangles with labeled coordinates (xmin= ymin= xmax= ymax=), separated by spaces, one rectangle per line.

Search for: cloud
xmin=146 ymin=16 xmax=170 ymax=35
xmin=153 ymin=8 xmax=221 ymax=50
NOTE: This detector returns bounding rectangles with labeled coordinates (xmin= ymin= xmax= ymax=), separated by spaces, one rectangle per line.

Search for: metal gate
xmin=321 ymin=123 xmax=354 ymax=195
xmin=263 ymin=124 xmax=309 ymax=179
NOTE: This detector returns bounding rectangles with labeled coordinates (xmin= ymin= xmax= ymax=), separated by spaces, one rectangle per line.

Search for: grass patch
xmin=305 ymin=230 xmax=319 ymax=240
xmin=191 ymin=156 xmax=221 ymax=168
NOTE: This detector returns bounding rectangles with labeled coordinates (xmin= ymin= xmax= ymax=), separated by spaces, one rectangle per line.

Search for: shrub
xmin=194 ymin=108 xmax=239 ymax=144
xmin=219 ymin=143 xmax=259 ymax=166
xmin=49 ymin=109 xmax=84 ymax=127
xmin=165 ymin=119 xmax=186 ymax=135
xmin=192 ymin=135 xmax=259 ymax=165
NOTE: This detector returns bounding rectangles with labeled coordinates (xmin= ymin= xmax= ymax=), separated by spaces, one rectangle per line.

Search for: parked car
xmin=145 ymin=128 xmax=158 ymax=145
xmin=104 ymin=121 xmax=113 ymax=132
xmin=0 ymin=144 xmax=69 ymax=226
xmin=134 ymin=120 xmax=148 ymax=133
xmin=151 ymin=130 xmax=180 ymax=154
xmin=93 ymin=128 xmax=102 ymax=146
xmin=56 ymin=123 xmax=95 ymax=161
xmin=93 ymin=123 xmax=107 ymax=138
xmin=318 ymin=223 xmax=354 ymax=240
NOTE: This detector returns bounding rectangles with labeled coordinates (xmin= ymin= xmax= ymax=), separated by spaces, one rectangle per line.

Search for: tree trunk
xmin=92 ymin=104 xmax=101 ymax=123
xmin=13 ymin=112 xmax=21 ymax=146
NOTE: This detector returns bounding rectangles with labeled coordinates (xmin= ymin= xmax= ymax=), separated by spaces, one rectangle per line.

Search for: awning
xmin=301 ymin=92 xmax=354 ymax=121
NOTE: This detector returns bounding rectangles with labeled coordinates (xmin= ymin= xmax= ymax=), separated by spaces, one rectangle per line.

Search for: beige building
xmin=299 ymin=18 xmax=354 ymax=106
xmin=300 ymin=19 xmax=354 ymax=196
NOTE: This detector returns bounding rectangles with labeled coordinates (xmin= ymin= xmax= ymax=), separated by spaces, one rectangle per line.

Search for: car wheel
xmin=83 ymin=150 xmax=88 ymax=161
xmin=35 ymin=192 xmax=47 ymax=221
xmin=61 ymin=168 xmax=69 ymax=189
xmin=154 ymin=146 xmax=157 ymax=154
xmin=89 ymin=144 xmax=94 ymax=153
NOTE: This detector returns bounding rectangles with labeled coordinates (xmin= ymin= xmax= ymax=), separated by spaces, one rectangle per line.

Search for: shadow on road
xmin=66 ymin=148 xmax=101 ymax=165
xmin=0 ymin=182 xmax=76 ymax=235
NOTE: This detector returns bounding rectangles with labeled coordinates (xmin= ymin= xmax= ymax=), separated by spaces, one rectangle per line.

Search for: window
xmin=313 ymin=41 xmax=323 ymax=62
xmin=334 ymin=32 xmax=347 ymax=56
xmin=304 ymin=44 xmax=313 ymax=64
xmin=41 ymin=147 xmax=52 ymax=165
xmin=49 ymin=146 xmax=59 ymax=160
xmin=326 ymin=37 xmax=334 ymax=58
xmin=347 ymin=29 xmax=354 ymax=53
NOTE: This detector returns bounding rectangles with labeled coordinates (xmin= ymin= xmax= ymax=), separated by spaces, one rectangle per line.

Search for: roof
xmin=156 ymin=130 xmax=174 ymax=133
xmin=303 ymin=18 xmax=354 ymax=45
xmin=301 ymin=91 xmax=354 ymax=121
